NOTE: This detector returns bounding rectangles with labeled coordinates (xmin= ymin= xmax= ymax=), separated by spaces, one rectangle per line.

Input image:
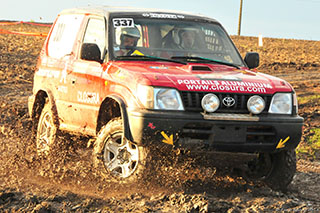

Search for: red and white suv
xmin=28 ymin=6 xmax=303 ymax=190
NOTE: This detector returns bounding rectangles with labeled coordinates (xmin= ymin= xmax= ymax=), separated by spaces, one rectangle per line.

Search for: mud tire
xmin=246 ymin=149 xmax=296 ymax=192
xmin=264 ymin=150 xmax=297 ymax=192
xmin=93 ymin=118 xmax=150 ymax=184
xmin=36 ymin=101 xmax=58 ymax=157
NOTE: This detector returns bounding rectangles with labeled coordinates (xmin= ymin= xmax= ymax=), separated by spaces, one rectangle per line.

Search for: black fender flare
xmin=103 ymin=95 xmax=133 ymax=142
xmin=32 ymin=89 xmax=60 ymax=128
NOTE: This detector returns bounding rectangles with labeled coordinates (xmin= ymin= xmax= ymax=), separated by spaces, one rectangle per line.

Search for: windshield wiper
xmin=171 ymin=56 xmax=240 ymax=69
xmin=116 ymin=55 xmax=187 ymax=65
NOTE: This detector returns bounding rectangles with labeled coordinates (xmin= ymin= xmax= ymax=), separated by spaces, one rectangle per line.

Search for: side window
xmin=82 ymin=18 xmax=106 ymax=59
xmin=48 ymin=14 xmax=84 ymax=58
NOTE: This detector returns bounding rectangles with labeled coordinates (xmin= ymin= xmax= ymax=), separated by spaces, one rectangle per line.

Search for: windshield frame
xmin=108 ymin=12 xmax=246 ymax=67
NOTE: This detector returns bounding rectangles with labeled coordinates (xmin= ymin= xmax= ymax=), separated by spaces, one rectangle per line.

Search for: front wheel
xmin=264 ymin=150 xmax=296 ymax=191
xmin=93 ymin=118 xmax=149 ymax=183
xmin=246 ymin=150 xmax=297 ymax=191
xmin=36 ymin=101 xmax=58 ymax=157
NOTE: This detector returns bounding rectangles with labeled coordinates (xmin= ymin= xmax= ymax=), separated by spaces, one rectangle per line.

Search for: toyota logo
xmin=222 ymin=97 xmax=236 ymax=107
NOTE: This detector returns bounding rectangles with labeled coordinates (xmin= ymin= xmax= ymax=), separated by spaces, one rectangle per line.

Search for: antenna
xmin=238 ymin=0 xmax=243 ymax=36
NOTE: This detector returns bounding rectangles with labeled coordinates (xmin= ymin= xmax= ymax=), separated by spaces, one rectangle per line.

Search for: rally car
xmin=28 ymin=6 xmax=303 ymax=190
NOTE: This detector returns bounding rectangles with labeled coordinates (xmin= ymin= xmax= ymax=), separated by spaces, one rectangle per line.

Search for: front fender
xmin=104 ymin=95 xmax=133 ymax=142
xmin=29 ymin=89 xmax=60 ymax=128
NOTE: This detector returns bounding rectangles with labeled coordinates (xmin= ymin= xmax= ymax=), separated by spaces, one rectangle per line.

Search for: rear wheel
xmin=93 ymin=118 xmax=149 ymax=183
xmin=245 ymin=150 xmax=296 ymax=191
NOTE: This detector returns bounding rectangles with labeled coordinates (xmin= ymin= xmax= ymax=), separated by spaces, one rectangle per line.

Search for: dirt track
xmin=0 ymin=23 xmax=319 ymax=212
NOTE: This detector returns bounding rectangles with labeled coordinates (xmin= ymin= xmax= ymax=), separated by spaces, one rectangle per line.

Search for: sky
xmin=1 ymin=0 xmax=320 ymax=40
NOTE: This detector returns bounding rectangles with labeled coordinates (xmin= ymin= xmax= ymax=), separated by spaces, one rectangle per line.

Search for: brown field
xmin=0 ymin=23 xmax=319 ymax=212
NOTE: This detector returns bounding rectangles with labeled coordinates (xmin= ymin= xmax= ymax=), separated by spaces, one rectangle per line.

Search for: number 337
xmin=113 ymin=18 xmax=134 ymax=27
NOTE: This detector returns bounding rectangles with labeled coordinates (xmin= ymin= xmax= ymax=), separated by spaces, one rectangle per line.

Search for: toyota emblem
xmin=222 ymin=97 xmax=236 ymax=107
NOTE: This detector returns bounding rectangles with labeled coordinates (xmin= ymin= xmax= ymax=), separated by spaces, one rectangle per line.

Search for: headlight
xmin=136 ymin=85 xmax=184 ymax=110
xmin=201 ymin=94 xmax=220 ymax=113
xmin=269 ymin=93 xmax=292 ymax=114
xmin=154 ymin=88 xmax=184 ymax=110
xmin=247 ymin=95 xmax=265 ymax=114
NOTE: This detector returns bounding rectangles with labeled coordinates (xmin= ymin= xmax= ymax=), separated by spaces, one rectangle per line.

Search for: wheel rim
xmin=246 ymin=153 xmax=273 ymax=179
xmin=103 ymin=131 xmax=139 ymax=178
xmin=37 ymin=111 xmax=54 ymax=155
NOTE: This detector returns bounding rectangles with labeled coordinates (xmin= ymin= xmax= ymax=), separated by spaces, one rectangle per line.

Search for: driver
xmin=117 ymin=27 xmax=141 ymax=56
xmin=179 ymin=28 xmax=197 ymax=49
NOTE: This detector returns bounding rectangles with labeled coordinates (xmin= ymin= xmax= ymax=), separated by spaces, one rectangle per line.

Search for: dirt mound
xmin=0 ymin=23 xmax=319 ymax=211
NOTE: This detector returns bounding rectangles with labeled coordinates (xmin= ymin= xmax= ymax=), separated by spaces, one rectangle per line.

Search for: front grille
xmin=180 ymin=91 xmax=272 ymax=114
xmin=246 ymin=125 xmax=275 ymax=143
xmin=181 ymin=123 xmax=276 ymax=144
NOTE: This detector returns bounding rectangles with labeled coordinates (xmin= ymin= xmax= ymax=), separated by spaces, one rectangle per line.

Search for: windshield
xmin=110 ymin=16 xmax=245 ymax=67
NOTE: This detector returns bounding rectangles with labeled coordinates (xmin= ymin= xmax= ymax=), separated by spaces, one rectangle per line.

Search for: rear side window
xmin=82 ymin=18 xmax=106 ymax=59
xmin=48 ymin=14 xmax=84 ymax=58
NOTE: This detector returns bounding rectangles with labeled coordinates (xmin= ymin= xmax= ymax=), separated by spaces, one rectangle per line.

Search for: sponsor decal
xmin=150 ymin=66 xmax=168 ymax=70
xmin=57 ymin=85 xmax=68 ymax=94
xmin=73 ymin=63 xmax=88 ymax=74
xmin=142 ymin=13 xmax=185 ymax=19
xmin=148 ymin=122 xmax=156 ymax=129
xmin=60 ymin=68 xmax=67 ymax=84
xmin=77 ymin=91 xmax=99 ymax=104
xmin=60 ymin=62 xmax=69 ymax=84
xmin=177 ymin=79 xmax=272 ymax=93
xmin=276 ymin=136 xmax=290 ymax=149
xmin=36 ymin=69 xmax=60 ymax=78
xmin=131 ymin=50 xmax=144 ymax=56
xmin=161 ymin=131 xmax=173 ymax=145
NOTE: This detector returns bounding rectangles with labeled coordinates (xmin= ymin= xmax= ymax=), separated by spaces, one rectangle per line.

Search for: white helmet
xmin=121 ymin=27 xmax=140 ymax=39
xmin=173 ymin=27 xmax=198 ymax=46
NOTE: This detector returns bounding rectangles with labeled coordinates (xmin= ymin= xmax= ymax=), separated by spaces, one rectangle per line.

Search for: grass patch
xmin=296 ymin=128 xmax=320 ymax=159
xmin=298 ymin=94 xmax=320 ymax=105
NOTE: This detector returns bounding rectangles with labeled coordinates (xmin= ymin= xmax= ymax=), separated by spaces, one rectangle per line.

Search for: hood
xmin=111 ymin=61 xmax=293 ymax=94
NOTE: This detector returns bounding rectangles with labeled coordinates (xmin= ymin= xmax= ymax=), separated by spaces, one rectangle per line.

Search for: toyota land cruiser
xmin=28 ymin=6 xmax=303 ymax=190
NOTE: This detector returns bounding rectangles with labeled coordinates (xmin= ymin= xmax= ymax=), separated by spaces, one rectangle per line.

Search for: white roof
xmin=59 ymin=6 xmax=218 ymax=22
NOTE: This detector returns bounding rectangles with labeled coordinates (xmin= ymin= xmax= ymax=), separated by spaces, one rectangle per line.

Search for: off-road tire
xmin=245 ymin=149 xmax=296 ymax=192
xmin=36 ymin=101 xmax=58 ymax=157
xmin=92 ymin=118 xmax=150 ymax=184
xmin=264 ymin=149 xmax=296 ymax=192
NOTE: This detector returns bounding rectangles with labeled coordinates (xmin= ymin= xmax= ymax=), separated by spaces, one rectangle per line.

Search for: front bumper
xmin=127 ymin=108 xmax=303 ymax=153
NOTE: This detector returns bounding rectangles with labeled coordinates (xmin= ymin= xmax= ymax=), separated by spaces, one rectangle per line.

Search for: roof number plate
xmin=113 ymin=18 xmax=134 ymax=28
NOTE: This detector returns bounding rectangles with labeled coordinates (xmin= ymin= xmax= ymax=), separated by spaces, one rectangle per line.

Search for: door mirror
xmin=244 ymin=52 xmax=259 ymax=69
xmin=81 ymin=43 xmax=102 ymax=63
